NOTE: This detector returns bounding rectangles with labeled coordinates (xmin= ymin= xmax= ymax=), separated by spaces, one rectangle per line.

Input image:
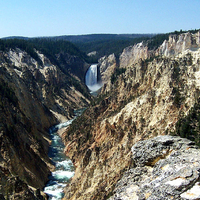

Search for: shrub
xmin=111 ymin=68 xmax=126 ymax=84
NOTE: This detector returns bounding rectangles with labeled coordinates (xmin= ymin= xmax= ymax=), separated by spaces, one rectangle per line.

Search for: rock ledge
xmin=109 ymin=136 xmax=200 ymax=200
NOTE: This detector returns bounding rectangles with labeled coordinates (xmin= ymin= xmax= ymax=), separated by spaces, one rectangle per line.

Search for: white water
xmin=85 ymin=64 xmax=103 ymax=92
xmin=44 ymin=109 xmax=84 ymax=200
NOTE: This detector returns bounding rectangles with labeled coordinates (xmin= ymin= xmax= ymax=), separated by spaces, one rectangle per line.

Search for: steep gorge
xmin=0 ymin=46 xmax=91 ymax=199
xmin=63 ymin=31 xmax=200 ymax=200
xmin=1 ymin=31 xmax=200 ymax=200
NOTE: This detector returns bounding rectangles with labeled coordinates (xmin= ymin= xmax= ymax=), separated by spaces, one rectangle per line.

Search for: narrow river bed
xmin=44 ymin=109 xmax=84 ymax=200
xmin=44 ymin=63 xmax=102 ymax=199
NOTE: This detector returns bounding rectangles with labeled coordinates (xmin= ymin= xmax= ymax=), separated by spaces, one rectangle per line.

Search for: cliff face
xmin=56 ymin=52 xmax=90 ymax=82
xmin=119 ymin=42 xmax=148 ymax=69
xmin=118 ymin=31 xmax=200 ymax=70
xmin=109 ymin=136 xmax=200 ymax=200
xmin=0 ymin=48 xmax=90 ymax=199
xmin=63 ymin=31 xmax=200 ymax=200
xmin=99 ymin=53 xmax=117 ymax=82
xmin=156 ymin=31 xmax=200 ymax=57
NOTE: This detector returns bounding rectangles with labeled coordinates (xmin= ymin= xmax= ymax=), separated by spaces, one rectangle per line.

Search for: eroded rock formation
xmin=0 ymin=47 xmax=90 ymax=199
xmin=156 ymin=31 xmax=200 ymax=57
xmin=63 ymin=31 xmax=200 ymax=200
xmin=109 ymin=136 xmax=200 ymax=200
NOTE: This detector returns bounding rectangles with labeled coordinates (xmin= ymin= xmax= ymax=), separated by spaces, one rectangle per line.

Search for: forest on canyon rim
xmin=0 ymin=28 xmax=200 ymax=199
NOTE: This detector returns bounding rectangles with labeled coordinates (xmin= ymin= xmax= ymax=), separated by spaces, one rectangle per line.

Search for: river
xmin=43 ymin=109 xmax=84 ymax=200
xmin=44 ymin=63 xmax=102 ymax=199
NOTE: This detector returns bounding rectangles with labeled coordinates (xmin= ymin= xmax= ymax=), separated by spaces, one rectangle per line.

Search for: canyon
xmin=63 ymin=31 xmax=200 ymax=200
xmin=0 ymin=30 xmax=200 ymax=200
xmin=0 ymin=45 xmax=90 ymax=199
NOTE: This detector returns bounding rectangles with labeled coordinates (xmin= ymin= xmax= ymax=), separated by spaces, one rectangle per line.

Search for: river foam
xmin=44 ymin=109 xmax=85 ymax=199
xmin=44 ymin=130 xmax=74 ymax=199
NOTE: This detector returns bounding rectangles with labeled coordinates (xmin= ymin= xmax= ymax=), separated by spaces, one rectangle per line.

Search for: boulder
xmin=109 ymin=136 xmax=200 ymax=200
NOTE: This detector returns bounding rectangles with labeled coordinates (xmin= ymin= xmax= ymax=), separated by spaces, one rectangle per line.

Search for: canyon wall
xmin=63 ymin=31 xmax=200 ymax=200
xmin=0 ymin=48 xmax=90 ymax=199
xmin=156 ymin=31 xmax=200 ymax=56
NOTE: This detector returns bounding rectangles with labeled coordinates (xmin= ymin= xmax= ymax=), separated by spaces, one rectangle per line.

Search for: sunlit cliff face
xmin=63 ymin=31 xmax=200 ymax=200
xmin=0 ymin=48 xmax=90 ymax=199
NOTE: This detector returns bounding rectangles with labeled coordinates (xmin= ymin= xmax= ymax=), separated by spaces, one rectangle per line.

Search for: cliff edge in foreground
xmin=109 ymin=136 xmax=200 ymax=200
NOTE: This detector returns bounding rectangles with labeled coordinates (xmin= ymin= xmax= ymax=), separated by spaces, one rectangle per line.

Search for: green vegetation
xmin=172 ymin=87 xmax=183 ymax=108
xmin=173 ymin=96 xmax=200 ymax=146
xmin=73 ymin=29 xmax=200 ymax=61
xmin=76 ymin=37 xmax=150 ymax=62
xmin=0 ymin=38 xmax=92 ymax=98
xmin=147 ymin=34 xmax=169 ymax=50
xmin=0 ymin=78 xmax=18 ymax=107
xmin=147 ymin=28 xmax=200 ymax=50
xmin=29 ymin=38 xmax=89 ymax=62
xmin=66 ymin=110 xmax=94 ymax=152
xmin=0 ymin=38 xmax=89 ymax=64
xmin=50 ymin=33 xmax=153 ymax=43
xmin=111 ymin=68 xmax=126 ymax=84
xmin=0 ymin=39 xmax=42 ymax=65
xmin=1 ymin=28 xmax=199 ymax=64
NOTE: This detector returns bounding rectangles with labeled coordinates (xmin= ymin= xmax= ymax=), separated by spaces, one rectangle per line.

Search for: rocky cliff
xmin=63 ymin=31 xmax=200 ymax=200
xmin=156 ymin=31 xmax=200 ymax=57
xmin=0 ymin=46 xmax=90 ymax=199
xmin=109 ymin=136 xmax=200 ymax=200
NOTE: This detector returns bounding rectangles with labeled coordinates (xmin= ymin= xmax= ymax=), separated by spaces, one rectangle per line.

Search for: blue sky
xmin=0 ymin=0 xmax=200 ymax=38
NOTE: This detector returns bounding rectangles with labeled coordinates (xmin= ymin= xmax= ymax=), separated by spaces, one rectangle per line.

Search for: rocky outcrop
xmin=99 ymin=31 xmax=200 ymax=87
xmin=99 ymin=54 xmax=116 ymax=82
xmin=119 ymin=42 xmax=148 ymax=68
xmin=0 ymin=47 xmax=90 ymax=199
xmin=63 ymin=31 xmax=200 ymax=200
xmin=157 ymin=31 xmax=200 ymax=57
xmin=109 ymin=136 xmax=200 ymax=200
xmin=6 ymin=48 xmax=90 ymax=120
xmin=56 ymin=52 xmax=90 ymax=82
xmin=98 ymin=54 xmax=117 ymax=92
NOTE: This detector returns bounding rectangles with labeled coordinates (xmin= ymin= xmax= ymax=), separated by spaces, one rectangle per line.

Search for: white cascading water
xmin=43 ymin=119 xmax=74 ymax=200
xmin=44 ymin=109 xmax=85 ymax=200
xmin=85 ymin=64 xmax=102 ymax=92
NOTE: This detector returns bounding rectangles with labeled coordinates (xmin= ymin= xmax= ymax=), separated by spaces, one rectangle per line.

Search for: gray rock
xmin=109 ymin=136 xmax=200 ymax=200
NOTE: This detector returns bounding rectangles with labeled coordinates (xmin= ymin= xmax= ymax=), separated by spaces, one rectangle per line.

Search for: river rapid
xmin=44 ymin=109 xmax=84 ymax=200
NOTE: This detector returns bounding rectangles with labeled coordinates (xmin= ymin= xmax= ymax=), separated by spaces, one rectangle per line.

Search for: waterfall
xmin=85 ymin=64 xmax=98 ymax=86
xmin=85 ymin=64 xmax=102 ymax=92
